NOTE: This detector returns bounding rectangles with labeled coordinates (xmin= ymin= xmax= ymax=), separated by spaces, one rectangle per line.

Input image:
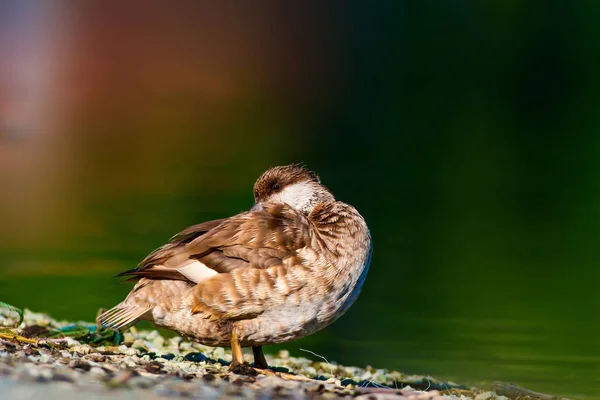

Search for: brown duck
xmin=99 ymin=165 xmax=372 ymax=370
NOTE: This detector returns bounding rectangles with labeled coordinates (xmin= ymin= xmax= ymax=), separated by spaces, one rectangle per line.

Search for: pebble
xmin=475 ymin=392 xmax=494 ymax=400
xmin=187 ymin=352 xmax=211 ymax=363
xmin=145 ymin=330 xmax=159 ymax=340
xmin=70 ymin=360 xmax=92 ymax=371
xmin=278 ymin=349 xmax=290 ymax=359
xmin=71 ymin=345 xmax=90 ymax=355
xmin=159 ymin=353 xmax=175 ymax=360
xmin=88 ymin=367 xmax=106 ymax=376
xmin=152 ymin=336 xmax=164 ymax=348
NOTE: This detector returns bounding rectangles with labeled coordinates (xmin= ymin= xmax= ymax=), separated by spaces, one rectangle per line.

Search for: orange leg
xmin=231 ymin=329 xmax=244 ymax=365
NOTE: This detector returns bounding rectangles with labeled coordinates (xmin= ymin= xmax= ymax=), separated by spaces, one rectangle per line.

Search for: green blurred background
xmin=1 ymin=1 xmax=599 ymax=398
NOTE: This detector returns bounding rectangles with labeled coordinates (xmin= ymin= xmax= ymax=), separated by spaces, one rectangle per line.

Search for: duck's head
xmin=252 ymin=164 xmax=334 ymax=214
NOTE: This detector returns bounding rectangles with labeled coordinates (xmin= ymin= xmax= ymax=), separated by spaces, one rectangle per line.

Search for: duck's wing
xmin=117 ymin=204 xmax=318 ymax=287
xmin=189 ymin=203 xmax=325 ymax=321
xmin=185 ymin=203 xmax=314 ymax=270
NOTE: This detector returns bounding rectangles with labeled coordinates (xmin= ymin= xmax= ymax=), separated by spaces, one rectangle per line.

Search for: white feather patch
xmin=277 ymin=182 xmax=314 ymax=211
xmin=177 ymin=260 xmax=218 ymax=283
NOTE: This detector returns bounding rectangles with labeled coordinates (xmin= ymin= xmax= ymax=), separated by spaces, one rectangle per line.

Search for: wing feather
xmin=116 ymin=218 xmax=226 ymax=279
xmin=190 ymin=203 xmax=320 ymax=320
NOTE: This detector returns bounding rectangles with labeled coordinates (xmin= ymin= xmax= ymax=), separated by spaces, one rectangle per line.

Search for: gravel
xmin=0 ymin=308 xmax=553 ymax=400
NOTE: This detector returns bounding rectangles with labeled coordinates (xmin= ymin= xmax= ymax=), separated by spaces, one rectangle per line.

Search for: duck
xmin=98 ymin=164 xmax=372 ymax=370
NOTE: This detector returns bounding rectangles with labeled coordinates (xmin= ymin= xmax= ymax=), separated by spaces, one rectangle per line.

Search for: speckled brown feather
xmin=188 ymin=203 xmax=317 ymax=320
xmin=190 ymin=201 xmax=369 ymax=323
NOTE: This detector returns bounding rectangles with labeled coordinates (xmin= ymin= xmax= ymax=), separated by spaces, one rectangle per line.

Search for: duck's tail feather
xmin=98 ymin=278 xmax=195 ymax=331
xmin=97 ymin=303 xmax=151 ymax=331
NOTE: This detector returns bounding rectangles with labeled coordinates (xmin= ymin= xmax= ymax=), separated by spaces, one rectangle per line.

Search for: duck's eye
xmin=272 ymin=183 xmax=281 ymax=191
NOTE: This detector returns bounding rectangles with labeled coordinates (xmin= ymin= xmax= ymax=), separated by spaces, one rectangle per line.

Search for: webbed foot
xmin=229 ymin=361 xmax=257 ymax=376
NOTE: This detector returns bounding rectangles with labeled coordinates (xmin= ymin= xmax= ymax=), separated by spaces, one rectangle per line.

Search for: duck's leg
xmin=229 ymin=327 xmax=257 ymax=374
xmin=228 ymin=325 xmax=258 ymax=375
xmin=230 ymin=328 xmax=244 ymax=366
xmin=252 ymin=346 xmax=269 ymax=369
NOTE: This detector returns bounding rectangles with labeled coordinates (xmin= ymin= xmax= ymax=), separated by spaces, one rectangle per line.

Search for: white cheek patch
xmin=276 ymin=182 xmax=314 ymax=210
xmin=177 ymin=260 xmax=218 ymax=283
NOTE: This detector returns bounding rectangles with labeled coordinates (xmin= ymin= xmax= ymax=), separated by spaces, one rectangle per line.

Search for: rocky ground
xmin=0 ymin=305 xmax=564 ymax=400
